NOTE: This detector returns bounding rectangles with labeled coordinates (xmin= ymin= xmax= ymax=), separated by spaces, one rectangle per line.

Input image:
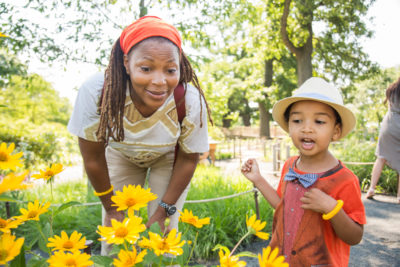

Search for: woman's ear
xmin=123 ymin=54 xmax=129 ymax=75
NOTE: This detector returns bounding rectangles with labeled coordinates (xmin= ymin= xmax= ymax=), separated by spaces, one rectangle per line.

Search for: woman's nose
xmin=152 ymin=72 xmax=167 ymax=85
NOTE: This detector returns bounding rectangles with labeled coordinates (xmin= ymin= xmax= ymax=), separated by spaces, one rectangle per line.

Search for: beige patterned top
xmin=68 ymin=73 xmax=209 ymax=167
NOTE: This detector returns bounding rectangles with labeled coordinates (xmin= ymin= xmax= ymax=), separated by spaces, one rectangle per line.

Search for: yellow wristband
xmin=94 ymin=185 xmax=114 ymax=197
xmin=322 ymin=199 xmax=344 ymax=220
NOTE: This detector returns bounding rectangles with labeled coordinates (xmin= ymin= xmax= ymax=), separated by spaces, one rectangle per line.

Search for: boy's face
xmin=288 ymin=100 xmax=341 ymax=159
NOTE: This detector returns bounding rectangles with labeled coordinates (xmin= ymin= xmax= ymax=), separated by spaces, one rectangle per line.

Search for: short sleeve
xmin=67 ymin=73 xmax=104 ymax=141
xmin=333 ymin=169 xmax=367 ymax=225
xmin=177 ymin=84 xmax=209 ymax=153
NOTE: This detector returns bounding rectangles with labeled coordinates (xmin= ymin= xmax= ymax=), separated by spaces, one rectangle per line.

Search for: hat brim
xmin=272 ymin=96 xmax=356 ymax=139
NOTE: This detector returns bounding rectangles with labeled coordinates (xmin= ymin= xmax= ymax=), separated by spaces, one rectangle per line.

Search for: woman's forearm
xmin=161 ymin=149 xmax=199 ymax=204
xmin=78 ymin=138 xmax=114 ymax=211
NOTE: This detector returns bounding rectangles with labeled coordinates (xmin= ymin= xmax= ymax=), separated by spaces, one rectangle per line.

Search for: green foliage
xmin=185 ymin=165 xmax=273 ymax=260
xmin=331 ymin=136 xmax=398 ymax=194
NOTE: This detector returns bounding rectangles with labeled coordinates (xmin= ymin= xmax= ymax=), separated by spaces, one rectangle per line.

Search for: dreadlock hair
xmin=96 ymin=37 xmax=213 ymax=144
xmin=385 ymin=76 xmax=400 ymax=105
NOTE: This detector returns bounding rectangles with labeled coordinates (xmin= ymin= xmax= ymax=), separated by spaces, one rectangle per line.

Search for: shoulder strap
xmin=173 ymin=83 xmax=186 ymax=124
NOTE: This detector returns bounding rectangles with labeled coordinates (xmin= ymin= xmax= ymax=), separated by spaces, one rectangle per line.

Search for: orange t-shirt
xmin=272 ymin=156 xmax=366 ymax=267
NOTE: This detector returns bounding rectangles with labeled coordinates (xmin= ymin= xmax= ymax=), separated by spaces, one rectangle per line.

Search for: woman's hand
xmin=146 ymin=206 xmax=169 ymax=232
xmin=104 ymin=208 xmax=125 ymax=226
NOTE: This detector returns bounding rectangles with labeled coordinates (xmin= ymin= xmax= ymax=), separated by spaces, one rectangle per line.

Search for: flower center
xmin=0 ymin=152 xmax=9 ymax=162
xmin=0 ymin=249 xmax=8 ymax=261
xmin=27 ymin=210 xmax=38 ymax=218
xmin=115 ymin=227 xmax=128 ymax=238
xmin=44 ymin=170 xmax=54 ymax=178
xmin=125 ymin=198 xmax=136 ymax=207
xmin=63 ymin=240 xmax=74 ymax=249
xmin=0 ymin=218 xmax=7 ymax=228
xmin=65 ymin=258 xmax=77 ymax=266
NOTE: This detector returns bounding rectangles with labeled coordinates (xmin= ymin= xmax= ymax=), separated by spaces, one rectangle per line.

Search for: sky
xmin=28 ymin=0 xmax=400 ymax=105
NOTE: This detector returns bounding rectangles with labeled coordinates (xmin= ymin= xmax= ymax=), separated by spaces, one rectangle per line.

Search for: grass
xmin=3 ymin=164 xmax=274 ymax=261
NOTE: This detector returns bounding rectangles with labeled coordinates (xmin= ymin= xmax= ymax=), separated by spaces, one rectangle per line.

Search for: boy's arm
xmin=301 ymin=188 xmax=363 ymax=245
xmin=242 ymin=159 xmax=281 ymax=209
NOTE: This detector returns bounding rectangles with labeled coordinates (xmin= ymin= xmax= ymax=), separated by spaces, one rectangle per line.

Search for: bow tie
xmin=284 ymin=168 xmax=318 ymax=188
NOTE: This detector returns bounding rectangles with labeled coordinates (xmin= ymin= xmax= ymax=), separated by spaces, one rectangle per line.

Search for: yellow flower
xmin=0 ymin=233 xmax=24 ymax=264
xmin=31 ymin=163 xmax=64 ymax=181
xmin=0 ymin=216 xmax=23 ymax=234
xmin=47 ymin=231 xmax=87 ymax=252
xmin=258 ymin=246 xmax=288 ymax=267
xmin=111 ymin=184 xmax=157 ymax=212
xmin=138 ymin=228 xmax=185 ymax=256
xmin=218 ymin=248 xmax=246 ymax=267
xmin=97 ymin=215 xmax=146 ymax=245
xmin=17 ymin=200 xmax=51 ymax=221
xmin=0 ymin=32 xmax=8 ymax=38
xmin=47 ymin=250 xmax=93 ymax=267
xmin=0 ymin=142 xmax=23 ymax=171
xmin=179 ymin=209 xmax=210 ymax=228
xmin=0 ymin=170 xmax=31 ymax=195
xmin=246 ymin=214 xmax=270 ymax=240
xmin=113 ymin=247 xmax=147 ymax=267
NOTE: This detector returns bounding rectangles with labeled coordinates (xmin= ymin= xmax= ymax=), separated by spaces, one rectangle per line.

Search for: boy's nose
xmin=301 ymin=121 xmax=313 ymax=133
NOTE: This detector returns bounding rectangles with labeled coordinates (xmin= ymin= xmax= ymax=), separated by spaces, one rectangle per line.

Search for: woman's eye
xmin=141 ymin=67 xmax=150 ymax=72
xmin=167 ymin=68 xmax=177 ymax=74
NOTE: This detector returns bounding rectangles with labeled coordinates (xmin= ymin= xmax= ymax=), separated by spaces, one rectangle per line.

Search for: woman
xmin=366 ymin=76 xmax=400 ymax=203
xmin=67 ymin=16 xmax=212 ymax=253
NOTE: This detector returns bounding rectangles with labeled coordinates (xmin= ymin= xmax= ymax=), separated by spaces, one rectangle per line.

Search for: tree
xmin=277 ymin=0 xmax=378 ymax=85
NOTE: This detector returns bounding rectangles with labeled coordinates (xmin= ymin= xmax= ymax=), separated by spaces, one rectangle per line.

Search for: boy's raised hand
xmin=300 ymin=188 xmax=338 ymax=215
xmin=241 ymin=158 xmax=262 ymax=183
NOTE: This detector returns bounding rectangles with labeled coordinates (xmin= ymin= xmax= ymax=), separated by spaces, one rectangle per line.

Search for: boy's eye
xmin=316 ymin=120 xmax=325 ymax=124
xmin=141 ymin=66 xmax=150 ymax=72
xmin=291 ymin=119 xmax=301 ymax=123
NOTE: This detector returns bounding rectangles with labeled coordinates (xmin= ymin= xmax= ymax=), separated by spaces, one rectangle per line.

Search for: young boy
xmin=242 ymin=77 xmax=366 ymax=266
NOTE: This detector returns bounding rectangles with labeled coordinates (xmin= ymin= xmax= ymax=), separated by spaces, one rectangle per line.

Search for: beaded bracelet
xmin=94 ymin=185 xmax=114 ymax=197
xmin=322 ymin=199 xmax=344 ymax=220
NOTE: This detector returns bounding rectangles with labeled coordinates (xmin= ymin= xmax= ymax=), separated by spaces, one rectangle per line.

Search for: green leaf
xmin=91 ymin=255 xmax=113 ymax=266
xmin=52 ymin=201 xmax=81 ymax=217
xmin=0 ymin=196 xmax=21 ymax=202
xmin=27 ymin=256 xmax=48 ymax=267
xmin=235 ymin=251 xmax=257 ymax=258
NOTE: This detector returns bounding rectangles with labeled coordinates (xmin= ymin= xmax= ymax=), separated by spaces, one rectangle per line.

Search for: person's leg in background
xmin=147 ymin=151 xmax=190 ymax=231
xmin=366 ymin=157 xmax=387 ymax=199
xmin=397 ymin=173 xmax=400 ymax=203
xmin=101 ymin=147 xmax=147 ymax=255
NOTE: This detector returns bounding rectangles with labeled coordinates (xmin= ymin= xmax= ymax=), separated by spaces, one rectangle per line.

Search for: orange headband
xmin=120 ymin=16 xmax=182 ymax=55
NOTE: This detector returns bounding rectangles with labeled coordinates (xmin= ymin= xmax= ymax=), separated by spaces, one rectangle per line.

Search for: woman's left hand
xmin=146 ymin=206 xmax=169 ymax=232
xmin=300 ymin=188 xmax=338 ymax=214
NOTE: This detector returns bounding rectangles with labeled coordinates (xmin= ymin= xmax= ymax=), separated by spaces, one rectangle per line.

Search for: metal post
xmin=254 ymin=187 xmax=260 ymax=220
xmin=286 ymin=145 xmax=291 ymax=159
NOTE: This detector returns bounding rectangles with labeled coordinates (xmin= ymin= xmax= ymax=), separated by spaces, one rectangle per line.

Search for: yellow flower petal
xmin=0 ymin=142 xmax=23 ymax=171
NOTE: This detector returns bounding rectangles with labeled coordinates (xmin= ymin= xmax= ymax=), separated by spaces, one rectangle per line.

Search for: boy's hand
xmin=300 ymin=188 xmax=338 ymax=214
xmin=241 ymin=158 xmax=262 ymax=183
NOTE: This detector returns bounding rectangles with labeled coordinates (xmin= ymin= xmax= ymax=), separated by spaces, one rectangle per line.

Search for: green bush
xmin=331 ymin=135 xmax=398 ymax=194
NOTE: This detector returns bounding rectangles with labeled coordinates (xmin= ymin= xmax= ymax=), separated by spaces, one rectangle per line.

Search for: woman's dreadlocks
xmin=96 ymin=37 xmax=213 ymax=144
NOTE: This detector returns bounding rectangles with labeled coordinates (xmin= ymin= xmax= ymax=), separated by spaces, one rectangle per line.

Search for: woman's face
xmin=123 ymin=38 xmax=180 ymax=117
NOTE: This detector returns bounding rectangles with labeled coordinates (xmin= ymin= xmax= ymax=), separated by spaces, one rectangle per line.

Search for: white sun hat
xmin=272 ymin=77 xmax=356 ymax=139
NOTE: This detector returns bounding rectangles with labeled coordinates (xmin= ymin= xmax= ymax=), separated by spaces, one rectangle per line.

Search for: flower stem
xmin=186 ymin=231 xmax=198 ymax=265
xmin=229 ymin=232 xmax=251 ymax=257
xmin=36 ymin=221 xmax=52 ymax=256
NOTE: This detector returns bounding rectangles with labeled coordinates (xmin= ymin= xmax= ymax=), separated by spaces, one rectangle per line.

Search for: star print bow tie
xmin=284 ymin=168 xmax=318 ymax=188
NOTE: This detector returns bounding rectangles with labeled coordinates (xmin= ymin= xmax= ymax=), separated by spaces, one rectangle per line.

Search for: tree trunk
xmin=242 ymin=113 xmax=251 ymax=126
xmin=139 ymin=0 xmax=147 ymax=17
xmin=259 ymin=59 xmax=273 ymax=138
xmin=296 ymin=48 xmax=313 ymax=85
xmin=258 ymin=101 xmax=270 ymax=138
